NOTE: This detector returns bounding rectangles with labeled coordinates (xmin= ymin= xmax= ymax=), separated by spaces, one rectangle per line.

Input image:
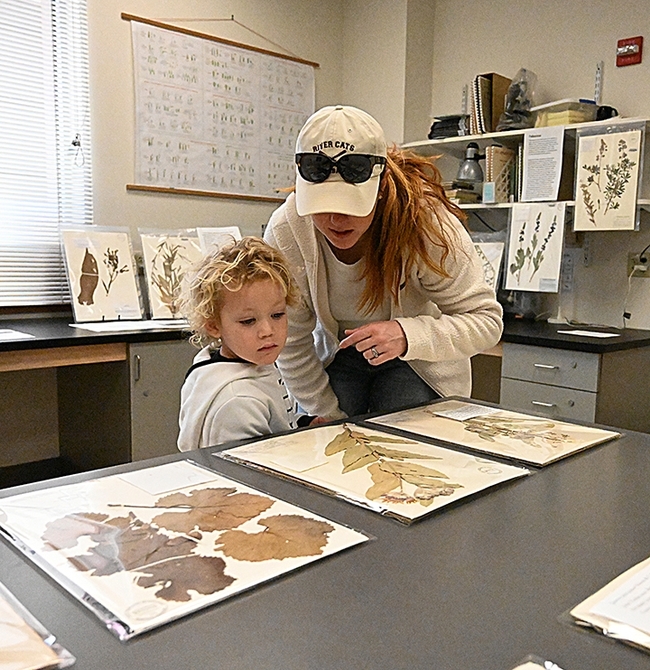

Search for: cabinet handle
xmin=133 ymin=354 xmax=141 ymax=382
xmin=533 ymin=363 xmax=559 ymax=370
xmin=531 ymin=400 xmax=556 ymax=408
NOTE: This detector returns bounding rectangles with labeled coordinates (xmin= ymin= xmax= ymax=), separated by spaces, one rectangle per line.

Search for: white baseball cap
xmin=294 ymin=105 xmax=387 ymax=217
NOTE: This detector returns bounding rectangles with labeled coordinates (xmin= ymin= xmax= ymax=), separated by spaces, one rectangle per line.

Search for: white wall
xmin=429 ymin=0 xmax=650 ymax=329
xmin=87 ymin=0 xmax=428 ymax=239
xmin=87 ymin=0 xmax=346 ymax=240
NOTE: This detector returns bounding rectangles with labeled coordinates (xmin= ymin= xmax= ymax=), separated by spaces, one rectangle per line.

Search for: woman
xmin=264 ymin=105 xmax=502 ymax=419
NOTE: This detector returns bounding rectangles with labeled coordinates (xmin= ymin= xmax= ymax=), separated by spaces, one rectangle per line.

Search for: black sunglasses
xmin=296 ymin=152 xmax=386 ymax=184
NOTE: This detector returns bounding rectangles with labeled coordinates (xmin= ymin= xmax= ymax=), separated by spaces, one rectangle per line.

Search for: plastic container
xmin=531 ymin=98 xmax=598 ymax=127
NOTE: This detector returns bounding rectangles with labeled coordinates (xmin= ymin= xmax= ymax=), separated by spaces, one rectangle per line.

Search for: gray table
xmin=1 ymin=423 xmax=649 ymax=670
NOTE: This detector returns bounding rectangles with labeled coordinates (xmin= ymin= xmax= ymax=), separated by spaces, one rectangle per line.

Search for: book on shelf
xmin=446 ymin=189 xmax=481 ymax=204
xmin=470 ymin=72 xmax=512 ymax=134
xmin=442 ymin=179 xmax=479 ymax=192
xmin=428 ymin=114 xmax=470 ymax=139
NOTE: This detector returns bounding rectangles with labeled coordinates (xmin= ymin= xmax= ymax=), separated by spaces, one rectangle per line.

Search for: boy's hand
xmin=309 ymin=416 xmax=329 ymax=426
xmin=339 ymin=320 xmax=407 ymax=365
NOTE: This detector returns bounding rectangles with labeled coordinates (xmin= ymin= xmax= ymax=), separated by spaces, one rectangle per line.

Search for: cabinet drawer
xmin=500 ymin=378 xmax=597 ymax=423
xmin=501 ymin=343 xmax=599 ymax=391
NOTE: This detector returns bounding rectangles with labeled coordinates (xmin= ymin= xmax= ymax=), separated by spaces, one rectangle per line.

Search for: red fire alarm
xmin=616 ymin=36 xmax=643 ymax=66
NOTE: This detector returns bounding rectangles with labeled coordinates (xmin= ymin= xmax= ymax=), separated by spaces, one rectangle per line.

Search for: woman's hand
xmin=339 ymin=320 xmax=407 ymax=365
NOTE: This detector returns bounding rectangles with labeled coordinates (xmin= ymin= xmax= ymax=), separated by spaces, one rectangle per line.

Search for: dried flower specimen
xmin=575 ymin=128 xmax=641 ymax=231
xmin=62 ymin=228 xmax=142 ymax=322
xmin=102 ymin=248 xmax=130 ymax=296
xmin=369 ymin=399 xmax=620 ymax=466
xmin=140 ymin=231 xmax=203 ymax=318
xmin=505 ymin=203 xmax=565 ymax=292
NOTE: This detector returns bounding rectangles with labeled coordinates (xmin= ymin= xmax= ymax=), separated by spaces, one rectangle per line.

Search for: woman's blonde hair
xmin=358 ymin=146 xmax=468 ymax=314
xmin=182 ymin=236 xmax=299 ymax=347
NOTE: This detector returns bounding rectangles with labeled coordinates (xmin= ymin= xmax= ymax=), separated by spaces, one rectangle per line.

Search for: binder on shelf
xmin=471 ymin=72 xmax=512 ymax=134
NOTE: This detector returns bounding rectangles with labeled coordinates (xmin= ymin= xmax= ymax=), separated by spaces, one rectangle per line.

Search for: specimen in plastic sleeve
xmin=368 ymin=398 xmax=620 ymax=466
xmin=0 ymin=580 xmax=75 ymax=669
xmin=574 ymin=127 xmax=642 ymax=231
xmin=473 ymin=241 xmax=505 ymax=291
xmin=510 ymin=655 xmax=564 ymax=670
xmin=139 ymin=229 xmax=203 ymax=319
xmin=0 ymin=461 xmax=368 ymax=640
xmin=61 ymin=227 xmax=143 ymax=323
xmin=196 ymin=226 xmax=242 ymax=254
xmin=505 ymin=202 xmax=566 ymax=293
xmin=570 ymin=554 xmax=650 ymax=653
xmin=216 ymin=423 xmax=529 ymax=523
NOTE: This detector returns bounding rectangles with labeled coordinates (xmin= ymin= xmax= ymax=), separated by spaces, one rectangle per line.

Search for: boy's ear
xmin=205 ymin=321 xmax=221 ymax=339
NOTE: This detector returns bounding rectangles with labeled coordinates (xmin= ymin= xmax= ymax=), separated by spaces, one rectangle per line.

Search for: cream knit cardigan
xmin=264 ymin=193 xmax=503 ymax=419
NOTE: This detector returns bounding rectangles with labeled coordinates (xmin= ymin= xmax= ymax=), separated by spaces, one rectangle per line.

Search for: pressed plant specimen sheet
xmin=216 ymin=424 xmax=528 ymax=523
xmin=369 ymin=399 xmax=620 ymax=467
xmin=0 ymin=582 xmax=75 ymax=669
xmin=505 ymin=202 xmax=566 ymax=292
xmin=62 ymin=227 xmax=142 ymax=322
xmin=140 ymin=230 xmax=203 ymax=319
xmin=571 ymin=553 xmax=650 ymax=654
xmin=0 ymin=461 xmax=367 ymax=640
xmin=574 ymin=128 xmax=641 ymax=231
xmin=474 ymin=242 xmax=505 ymax=292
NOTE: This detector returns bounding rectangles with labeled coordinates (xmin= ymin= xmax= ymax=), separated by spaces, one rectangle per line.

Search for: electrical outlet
xmin=627 ymin=252 xmax=650 ymax=278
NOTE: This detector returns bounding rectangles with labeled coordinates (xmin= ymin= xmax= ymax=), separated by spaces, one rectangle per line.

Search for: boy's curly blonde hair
xmin=182 ymin=236 xmax=299 ymax=348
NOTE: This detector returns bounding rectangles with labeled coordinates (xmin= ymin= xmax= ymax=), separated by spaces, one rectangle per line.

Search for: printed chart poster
xmin=0 ymin=461 xmax=368 ymax=640
xmin=217 ymin=423 xmax=529 ymax=523
xmin=574 ymin=129 xmax=641 ymax=231
xmin=505 ymin=202 xmax=566 ymax=292
xmin=140 ymin=230 xmax=203 ymax=319
xmin=474 ymin=242 xmax=505 ymax=291
xmin=369 ymin=399 xmax=620 ymax=467
xmin=62 ymin=228 xmax=142 ymax=322
xmin=131 ymin=21 xmax=315 ymax=199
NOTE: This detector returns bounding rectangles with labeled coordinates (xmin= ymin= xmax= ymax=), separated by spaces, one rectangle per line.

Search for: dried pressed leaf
xmin=347 ymin=428 xmax=414 ymax=445
xmin=324 ymin=429 xmax=354 ymax=456
xmin=152 ymin=487 xmax=274 ymax=534
xmin=42 ymin=512 xmax=109 ymax=551
xmin=365 ymin=463 xmax=401 ymax=500
xmin=65 ymin=513 xmax=197 ymax=577
xmin=371 ymin=445 xmax=439 ymax=461
xmin=216 ymin=514 xmax=334 ymax=561
xmin=341 ymin=441 xmax=377 ymax=473
xmin=135 ymin=555 xmax=235 ymax=601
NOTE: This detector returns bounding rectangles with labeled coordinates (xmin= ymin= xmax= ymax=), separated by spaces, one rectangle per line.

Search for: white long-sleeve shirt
xmin=264 ymin=193 xmax=503 ymax=418
xmin=177 ymin=348 xmax=298 ymax=450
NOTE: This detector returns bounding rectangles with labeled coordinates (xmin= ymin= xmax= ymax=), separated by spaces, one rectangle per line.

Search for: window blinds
xmin=0 ymin=0 xmax=92 ymax=307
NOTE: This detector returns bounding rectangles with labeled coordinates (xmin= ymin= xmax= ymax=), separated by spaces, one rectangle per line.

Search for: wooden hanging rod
xmin=121 ymin=13 xmax=319 ymax=68
xmin=126 ymin=183 xmax=285 ymax=203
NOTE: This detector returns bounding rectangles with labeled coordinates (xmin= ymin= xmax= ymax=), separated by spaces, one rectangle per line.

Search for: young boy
xmin=177 ymin=237 xmax=318 ymax=450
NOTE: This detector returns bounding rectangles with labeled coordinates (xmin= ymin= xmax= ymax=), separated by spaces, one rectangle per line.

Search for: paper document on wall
xmin=521 ymin=126 xmax=564 ymax=202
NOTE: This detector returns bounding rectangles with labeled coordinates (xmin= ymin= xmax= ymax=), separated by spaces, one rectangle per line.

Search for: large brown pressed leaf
xmin=135 ymin=555 xmax=235 ymax=601
xmin=215 ymin=514 xmax=334 ymax=561
xmin=152 ymin=487 xmax=274 ymax=534
xmin=47 ymin=512 xmax=197 ymax=577
xmin=42 ymin=512 xmax=109 ymax=551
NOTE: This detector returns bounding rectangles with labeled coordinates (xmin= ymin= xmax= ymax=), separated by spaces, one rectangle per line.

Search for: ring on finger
xmin=370 ymin=346 xmax=380 ymax=359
